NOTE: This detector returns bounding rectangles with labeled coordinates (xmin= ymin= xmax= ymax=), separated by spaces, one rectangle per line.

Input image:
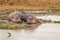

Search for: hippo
xmin=8 ymin=11 xmax=38 ymax=24
xmin=24 ymin=14 xmax=38 ymax=24
xmin=8 ymin=11 xmax=23 ymax=23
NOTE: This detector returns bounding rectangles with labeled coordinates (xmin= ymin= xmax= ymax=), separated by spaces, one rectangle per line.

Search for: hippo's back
xmin=8 ymin=11 xmax=23 ymax=18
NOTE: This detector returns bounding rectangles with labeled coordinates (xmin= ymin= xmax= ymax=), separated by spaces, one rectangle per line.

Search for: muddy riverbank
xmin=0 ymin=10 xmax=60 ymax=29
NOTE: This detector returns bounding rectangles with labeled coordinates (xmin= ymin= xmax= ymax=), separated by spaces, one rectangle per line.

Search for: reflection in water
xmin=0 ymin=23 xmax=60 ymax=40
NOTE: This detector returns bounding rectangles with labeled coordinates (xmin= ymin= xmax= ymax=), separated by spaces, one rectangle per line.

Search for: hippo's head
xmin=25 ymin=14 xmax=38 ymax=24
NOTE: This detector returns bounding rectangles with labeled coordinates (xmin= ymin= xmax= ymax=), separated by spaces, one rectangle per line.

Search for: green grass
xmin=0 ymin=23 xmax=31 ymax=29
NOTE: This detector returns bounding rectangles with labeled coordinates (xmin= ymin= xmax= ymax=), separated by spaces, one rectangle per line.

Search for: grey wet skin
xmin=8 ymin=12 xmax=38 ymax=24
xmin=19 ymin=14 xmax=36 ymax=24
xmin=24 ymin=14 xmax=38 ymax=24
xmin=8 ymin=11 xmax=23 ymax=23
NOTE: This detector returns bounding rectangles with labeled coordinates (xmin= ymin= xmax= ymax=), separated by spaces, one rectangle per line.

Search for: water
xmin=0 ymin=15 xmax=60 ymax=40
xmin=0 ymin=23 xmax=60 ymax=40
xmin=36 ymin=15 xmax=60 ymax=21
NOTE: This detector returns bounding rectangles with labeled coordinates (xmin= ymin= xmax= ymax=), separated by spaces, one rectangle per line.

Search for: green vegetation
xmin=0 ymin=23 xmax=29 ymax=29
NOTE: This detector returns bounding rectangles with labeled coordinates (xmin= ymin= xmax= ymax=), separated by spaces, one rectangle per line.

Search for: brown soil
xmin=0 ymin=0 xmax=60 ymax=11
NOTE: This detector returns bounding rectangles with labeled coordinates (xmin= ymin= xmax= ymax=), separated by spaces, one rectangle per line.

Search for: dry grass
xmin=0 ymin=0 xmax=60 ymax=11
